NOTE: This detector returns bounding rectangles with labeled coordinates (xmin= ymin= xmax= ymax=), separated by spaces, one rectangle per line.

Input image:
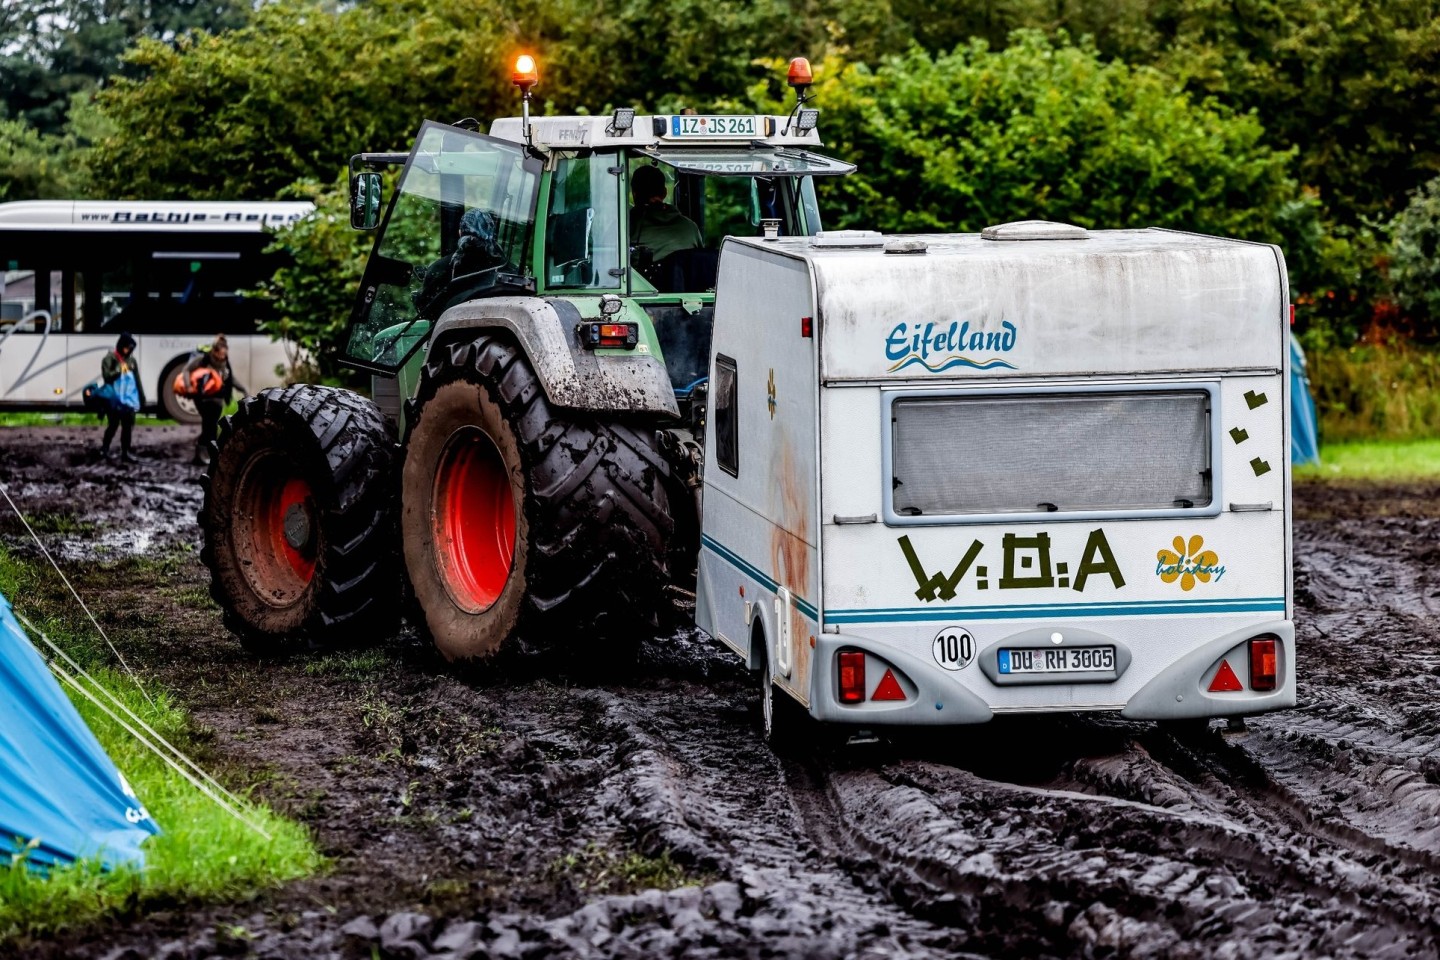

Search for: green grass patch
xmin=0 ymin=547 xmax=323 ymax=942
xmin=547 ymin=842 xmax=704 ymax=897
xmin=0 ymin=413 xmax=171 ymax=428
xmin=1295 ymin=439 xmax=1440 ymax=482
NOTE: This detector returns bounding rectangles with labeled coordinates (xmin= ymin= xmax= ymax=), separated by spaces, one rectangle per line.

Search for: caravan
xmin=697 ymin=222 xmax=1294 ymax=732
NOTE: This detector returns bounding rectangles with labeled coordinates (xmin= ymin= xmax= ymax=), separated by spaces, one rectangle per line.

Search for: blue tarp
xmin=0 ymin=592 xmax=159 ymax=871
xmin=1290 ymin=333 xmax=1321 ymax=466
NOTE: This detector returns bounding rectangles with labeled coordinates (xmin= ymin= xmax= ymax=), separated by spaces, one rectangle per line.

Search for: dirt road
xmin=3 ymin=423 xmax=1440 ymax=959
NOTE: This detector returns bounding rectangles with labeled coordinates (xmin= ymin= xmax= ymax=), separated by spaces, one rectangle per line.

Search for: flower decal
xmin=1156 ymin=535 xmax=1223 ymax=591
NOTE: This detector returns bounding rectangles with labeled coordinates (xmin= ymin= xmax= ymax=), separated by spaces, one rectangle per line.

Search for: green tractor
xmin=199 ymin=57 xmax=852 ymax=660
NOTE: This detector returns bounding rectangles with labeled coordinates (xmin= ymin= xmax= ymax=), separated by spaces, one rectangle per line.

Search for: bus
xmin=0 ymin=200 xmax=312 ymax=423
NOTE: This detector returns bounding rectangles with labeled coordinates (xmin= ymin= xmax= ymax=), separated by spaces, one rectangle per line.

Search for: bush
xmin=1389 ymin=175 xmax=1440 ymax=337
xmin=744 ymin=33 xmax=1314 ymax=247
xmin=1307 ymin=340 xmax=1440 ymax=442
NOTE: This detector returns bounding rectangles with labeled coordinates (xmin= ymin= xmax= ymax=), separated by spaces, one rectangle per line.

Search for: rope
xmin=0 ymin=481 xmax=271 ymax=840
xmin=0 ymin=480 xmax=155 ymax=708
xmin=18 ymin=612 xmax=271 ymax=840
xmin=49 ymin=664 xmax=272 ymax=840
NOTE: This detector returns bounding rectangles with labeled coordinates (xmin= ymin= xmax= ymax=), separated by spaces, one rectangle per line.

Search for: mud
xmin=3 ymin=423 xmax=1440 ymax=958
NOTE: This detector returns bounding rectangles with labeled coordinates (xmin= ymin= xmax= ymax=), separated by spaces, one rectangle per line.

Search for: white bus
xmin=0 ymin=200 xmax=312 ymax=422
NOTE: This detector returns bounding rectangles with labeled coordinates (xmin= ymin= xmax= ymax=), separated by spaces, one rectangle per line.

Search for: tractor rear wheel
xmin=200 ymin=385 xmax=400 ymax=652
xmin=401 ymin=333 xmax=678 ymax=661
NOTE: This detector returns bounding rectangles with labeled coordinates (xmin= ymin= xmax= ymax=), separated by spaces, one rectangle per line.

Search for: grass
xmin=547 ymin=842 xmax=703 ymax=897
xmin=0 ymin=412 xmax=165 ymax=427
xmin=0 ymin=547 xmax=323 ymax=942
xmin=1295 ymin=439 xmax=1440 ymax=482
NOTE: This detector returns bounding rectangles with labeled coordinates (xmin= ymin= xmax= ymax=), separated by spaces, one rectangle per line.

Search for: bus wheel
xmin=199 ymin=385 xmax=400 ymax=653
xmin=401 ymin=333 xmax=679 ymax=662
xmin=159 ymin=358 xmax=201 ymax=424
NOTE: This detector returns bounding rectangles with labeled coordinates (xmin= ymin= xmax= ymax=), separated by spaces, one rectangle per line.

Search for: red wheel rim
xmin=433 ymin=426 xmax=516 ymax=613
xmin=235 ymin=453 xmax=318 ymax=608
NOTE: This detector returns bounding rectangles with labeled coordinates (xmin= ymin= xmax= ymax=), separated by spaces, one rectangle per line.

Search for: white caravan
xmin=0 ymin=200 xmax=311 ymax=422
xmin=698 ymin=221 xmax=1293 ymax=728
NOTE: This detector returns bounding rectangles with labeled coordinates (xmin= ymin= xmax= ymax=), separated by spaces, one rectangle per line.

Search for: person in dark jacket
xmin=100 ymin=332 xmax=144 ymax=463
xmin=181 ymin=334 xmax=243 ymax=466
xmin=630 ymin=164 xmax=704 ymax=263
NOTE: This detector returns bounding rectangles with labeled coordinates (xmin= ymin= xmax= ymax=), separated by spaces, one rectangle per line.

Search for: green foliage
xmin=1307 ymin=340 xmax=1440 ymax=441
xmin=253 ymin=175 xmax=372 ymax=383
xmin=0 ymin=0 xmax=250 ymax=134
xmin=750 ymin=34 xmax=1310 ymax=245
xmin=1389 ymin=175 xmax=1440 ymax=327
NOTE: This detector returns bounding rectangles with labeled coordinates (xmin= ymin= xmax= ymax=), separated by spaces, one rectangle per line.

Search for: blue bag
xmin=112 ymin=370 xmax=140 ymax=412
xmin=82 ymin=379 xmax=119 ymax=414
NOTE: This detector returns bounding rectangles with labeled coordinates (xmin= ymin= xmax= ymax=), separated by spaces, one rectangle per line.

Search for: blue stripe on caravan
xmin=700 ymin=534 xmax=819 ymax=621
xmin=824 ymin=598 xmax=1287 ymax=624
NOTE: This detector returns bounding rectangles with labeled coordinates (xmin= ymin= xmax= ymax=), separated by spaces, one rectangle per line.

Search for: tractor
xmin=199 ymin=56 xmax=850 ymax=660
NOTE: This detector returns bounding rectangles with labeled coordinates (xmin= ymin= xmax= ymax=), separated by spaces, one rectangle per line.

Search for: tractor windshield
xmin=344 ymin=122 xmax=541 ymax=372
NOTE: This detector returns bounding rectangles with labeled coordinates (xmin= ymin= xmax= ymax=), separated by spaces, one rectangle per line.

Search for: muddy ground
xmin=3 ymin=423 xmax=1440 ymax=959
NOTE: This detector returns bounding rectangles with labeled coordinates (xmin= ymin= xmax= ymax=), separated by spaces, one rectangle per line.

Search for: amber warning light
xmin=512 ymin=54 xmax=539 ymax=91
xmin=787 ymin=57 xmax=813 ymax=90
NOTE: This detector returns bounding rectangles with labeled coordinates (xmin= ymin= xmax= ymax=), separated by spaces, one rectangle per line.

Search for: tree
xmin=1389 ymin=175 xmax=1440 ymax=337
xmin=0 ymin=1 xmax=251 ymax=134
xmin=748 ymin=33 xmax=1312 ymax=249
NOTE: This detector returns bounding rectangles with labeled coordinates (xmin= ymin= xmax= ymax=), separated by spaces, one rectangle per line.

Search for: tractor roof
xmin=488 ymin=114 xmax=826 ymax=152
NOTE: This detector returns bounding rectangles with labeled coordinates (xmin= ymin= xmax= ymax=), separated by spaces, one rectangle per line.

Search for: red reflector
xmin=1250 ymin=637 xmax=1278 ymax=691
xmin=1289 ymin=304 xmax=1295 ymax=326
xmin=1208 ymin=659 xmax=1243 ymax=693
xmin=837 ymin=651 xmax=865 ymax=704
xmin=800 ymin=316 xmax=813 ymax=338
xmin=871 ymin=669 xmax=906 ymax=701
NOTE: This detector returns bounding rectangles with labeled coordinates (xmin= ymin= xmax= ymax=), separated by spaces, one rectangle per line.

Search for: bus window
xmin=0 ymin=199 xmax=312 ymax=417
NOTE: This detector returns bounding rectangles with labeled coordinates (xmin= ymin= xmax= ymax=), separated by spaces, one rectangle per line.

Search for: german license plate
xmin=998 ymin=646 xmax=1115 ymax=675
xmin=669 ymin=115 xmax=759 ymax=137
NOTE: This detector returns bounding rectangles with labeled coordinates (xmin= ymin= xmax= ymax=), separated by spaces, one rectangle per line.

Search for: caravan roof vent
xmin=981 ymin=220 xmax=1090 ymax=241
xmin=812 ymin=229 xmax=885 ymax=249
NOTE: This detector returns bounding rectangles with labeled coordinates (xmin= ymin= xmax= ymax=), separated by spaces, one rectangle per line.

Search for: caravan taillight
xmin=1250 ymin=636 xmax=1278 ymax=691
xmin=838 ymin=651 xmax=865 ymax=704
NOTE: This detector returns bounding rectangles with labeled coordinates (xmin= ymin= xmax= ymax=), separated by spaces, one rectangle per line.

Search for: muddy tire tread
xmin=410 ymin=333 xmax=677 ymax=639
xmin=199 ymin=384 xmax=400 ymax=652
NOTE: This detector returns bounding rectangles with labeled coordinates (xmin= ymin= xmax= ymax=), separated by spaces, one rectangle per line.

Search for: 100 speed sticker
xmin=932 ymin=626 xmax=975 ymax=671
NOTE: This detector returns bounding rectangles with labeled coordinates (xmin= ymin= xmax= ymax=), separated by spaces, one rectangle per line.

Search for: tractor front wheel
xmin=200 ymin=385 xmax=400 ymax=652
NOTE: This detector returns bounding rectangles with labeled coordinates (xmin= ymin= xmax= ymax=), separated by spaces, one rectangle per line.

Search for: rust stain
xmin=770 ymin=437 xmax=812 ymax=699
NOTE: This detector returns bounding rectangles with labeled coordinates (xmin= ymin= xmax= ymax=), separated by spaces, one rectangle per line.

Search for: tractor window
xmin=545 ymin=154 xmax=622 ymax=289
xmin=344 ymin=122 xmax=540 ymax=371
xmin=714 ymin=354 xmax=738 ymax=476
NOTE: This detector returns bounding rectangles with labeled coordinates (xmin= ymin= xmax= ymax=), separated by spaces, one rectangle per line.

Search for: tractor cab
xmin=343 ymin=56 xmax=853 ymax=424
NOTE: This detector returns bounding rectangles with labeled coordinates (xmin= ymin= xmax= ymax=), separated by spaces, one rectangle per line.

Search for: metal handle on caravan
xmin=774 ymin=587 xmax=793 ymax=678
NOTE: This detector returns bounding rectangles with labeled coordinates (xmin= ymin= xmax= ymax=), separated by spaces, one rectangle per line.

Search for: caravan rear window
xmin=886 ymin=385 xmax=1217 ymax=524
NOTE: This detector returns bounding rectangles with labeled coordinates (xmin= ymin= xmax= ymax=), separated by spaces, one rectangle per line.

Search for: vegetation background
xmin=3 ymin=0 xmax=1439 ymax=440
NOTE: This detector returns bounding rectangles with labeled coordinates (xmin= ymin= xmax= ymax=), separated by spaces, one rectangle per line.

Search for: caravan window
xmin=714 ymin=355 xmax=738 ymax=476
xmin=887 ymin=385 xmax=1217 ymax=523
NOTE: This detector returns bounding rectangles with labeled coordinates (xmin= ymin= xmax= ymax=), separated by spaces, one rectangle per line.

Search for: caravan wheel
xmin=200 ymin=385 xmax=400 ymax=652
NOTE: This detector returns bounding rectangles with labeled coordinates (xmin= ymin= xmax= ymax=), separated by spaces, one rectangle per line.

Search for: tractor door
xmin=343 ymin=122 xmax=542 ymax=374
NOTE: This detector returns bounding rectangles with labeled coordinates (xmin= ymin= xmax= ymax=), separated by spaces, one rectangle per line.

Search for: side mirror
xmin=350 ymin=172 xmax=384 ymax=230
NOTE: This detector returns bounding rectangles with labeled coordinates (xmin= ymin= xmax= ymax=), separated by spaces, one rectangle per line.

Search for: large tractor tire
xmin=401 ymin=333 xmax=679 ymax=661
xmin=199 ymin=384 xmax=400 ymax=653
